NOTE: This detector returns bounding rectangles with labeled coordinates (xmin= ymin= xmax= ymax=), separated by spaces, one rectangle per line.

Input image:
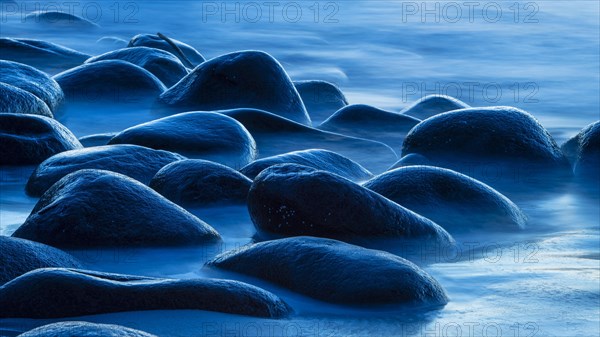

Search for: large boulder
xmin=247 ymin=164 xmax=453 ymax=246
xmin=18 ymin=322 xmax=157 ymax=337
xmin=294 ymin=80 xmax=348 ymax=123
xmin=222 ymin=108 xmax=398 ymax=173
xmin=0 ymin=268 xmax=291 ymax=318
xmin=401 ymin=107 xmax=572 ymax=186
xmin=0 ymin=83 xmax=52 ymax=117
xmin=363 ymin=166 xmax=527 ymax=233
xmin=0 ymin=38 xmax=89 ymax=74
xmin=108 ymin=112 xmax=257 ymax=168
xmin=0 ymin=236 xmax=81 ymax=286
xmin=401 ymin=94 xmax=469 ymax=120
xmin=53 ymin=60 xmax=166 ymax=102
xmin=0 ymin=113 xmax=82 ymax=165
xmin=0 ymin=60 xmax=63 ymax=111
xmin=85 ymin=47 xmax=189 ymax=87
xmin=207 ymin=236 xmax=449 ymax=306
xmin=150 ymin=159 xmax=252 ymax=207
xmin=159 ymin=51 xmax=311 ymax=125
xmin=23 ymin=11 xmax=99 ymax=29
xmin=26 ymin=144 xmax=185 ymax=196
xmin=240 ymin=149 xmax=372 ymax=181
xmin=319 ymin=104 xmax=420 ymax=148
xmin=128 ymin=33 xmax=205 ymax=67
xmin=15 ymin=170 xmax=221 ymax=247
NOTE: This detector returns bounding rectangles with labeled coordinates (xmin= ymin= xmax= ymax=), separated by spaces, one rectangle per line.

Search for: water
xmin=1 ymin=1 xmax=599 ymax=336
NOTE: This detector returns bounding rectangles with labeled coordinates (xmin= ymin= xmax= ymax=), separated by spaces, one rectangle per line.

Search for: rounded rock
xmin=223 ymin=108 xmax=398 ymax=173
xmin=128 ymin=33 xmax=205 ymax=67
xmin=150 ymin=159 xmax=252 ymax=207
xmin=86 ymin=47 xmax=188 ymax=87
xmin=363 ymin=166 xmax=527 ymax=232
xmin=247 ymin=164 xmax=453 ymax=245
xmin=401 ymin=94 xmax=469 ymax=120
xmin=240 ymin=149 xmax=372 ymax=181
xmin=53 ymin=60 xmax=166 ymax=102
xmin=0 ymin=60 xmax=63 ymax=112
xmin=563 ymin=121 xmax=600 ymax=180
xmin=26 ymin=144 xmax=185 ymax=197
xmin=108 ymin=111 xmax=257 ymax=168
xmin=207 ymin=236 xmax=449 ymax=306
xmin=401 ymin=106 xmax=572 ymax=185
xmin=15 ymin=169 xmax=221 ymax=247
xmin=0 ymin=236 xmax=82 ymax=286
xmin=294 ymin=80 xmax=348 ymax=123
xmin=0 ymin=83 xmax=52 ymax=117
xmin=0 ymin=38 xmax=90 ymax=74
xmin=159 ymin=51 xmax=311 ymax=125
xmin=0 ymin=268 xmax=290 ymax=318
xmin=0 ymin=113 xmax=82 ymax=165
xmin=319 ymin=104 xmax=420 ymax=148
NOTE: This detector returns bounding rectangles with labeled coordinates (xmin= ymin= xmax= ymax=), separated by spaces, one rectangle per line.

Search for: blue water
xmin=1 ymin=1 xmax=599 ymax=336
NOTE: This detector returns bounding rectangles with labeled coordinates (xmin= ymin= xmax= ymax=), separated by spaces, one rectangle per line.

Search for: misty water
xmin=1 ymin=1 xmax=599 ymax=336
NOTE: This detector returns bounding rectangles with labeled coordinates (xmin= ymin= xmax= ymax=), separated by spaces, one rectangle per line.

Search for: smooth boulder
xmin=108 ymin=112 xmax=256 ymax=168
xmin=0 ymin=60 xmax=63 ymax=111
xmin=26 ymin=144 xmax=185 ymax=196
xmin=0 ymin=236 xmax=81 ymax=286
xmin=401 ymin=107 xmax=572 ymax=185
xmin=0 ymin=83 xmax=52 ymax=117
xmin=86 ymin=47 xmax=189 ymax=87
xmin=240 ymin=149 xmax=372 ymax=181
xmin=319 ymin=104 xmax=420 ymax=148
xmin=562 ymin=121 xmax=600 ymax=180
xmin=207 ymin=236 xmax=449 ymax=306
xmin=363 ymin=166 xmax=527 ymax=232
xmin=401 ymin=94 xmax=469 ymax=120
xmin=159 ymin=51 xmax=311 ymax=125
xmin=223 ymin=108 xmax=398 ymax=173
xmin=0 ymin=38 xmax=89 ymax=74
xmin=150 ymin=159 xmax=252 ymax=206
xmin=0 ymin=268 xmax=290 ymax=318
xmin=18 ymin=322 xmax=157 ymax=337
xmin=294 ymin=80 xmax=348 ymax=123
xmin=0 ymin=113 xmax=82 ymax=165
xmin=14 ymin=170 xmax=220 ymax=247
xmin=247 ymin=164 xmax=453 ymax=245
xmin=128 ymin=33 xmax=205 ymax=67
xmin=53 ymin=60 xmax=166 ymax=102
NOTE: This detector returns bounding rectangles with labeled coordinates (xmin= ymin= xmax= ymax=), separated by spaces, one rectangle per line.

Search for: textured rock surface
xmin=26 ymin=144 xmax=185 ymax=196
xmin=208 ymin=236 xmax=449 ymax=306
xmin=0 ymin=113 xmax=82 ymax=165
xmin=0 ymin=268 xmax=291 ymax=318
xmin=15 ymin=170 xmax=221 ymax=247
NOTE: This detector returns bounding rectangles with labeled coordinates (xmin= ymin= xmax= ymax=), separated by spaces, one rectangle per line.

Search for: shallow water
xmin=1 ymin=0 xmax=599 ymax=336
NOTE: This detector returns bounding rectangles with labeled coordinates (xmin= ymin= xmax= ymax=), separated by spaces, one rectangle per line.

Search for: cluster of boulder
xmin=1 ymin=29 xmax=598 ymax=335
